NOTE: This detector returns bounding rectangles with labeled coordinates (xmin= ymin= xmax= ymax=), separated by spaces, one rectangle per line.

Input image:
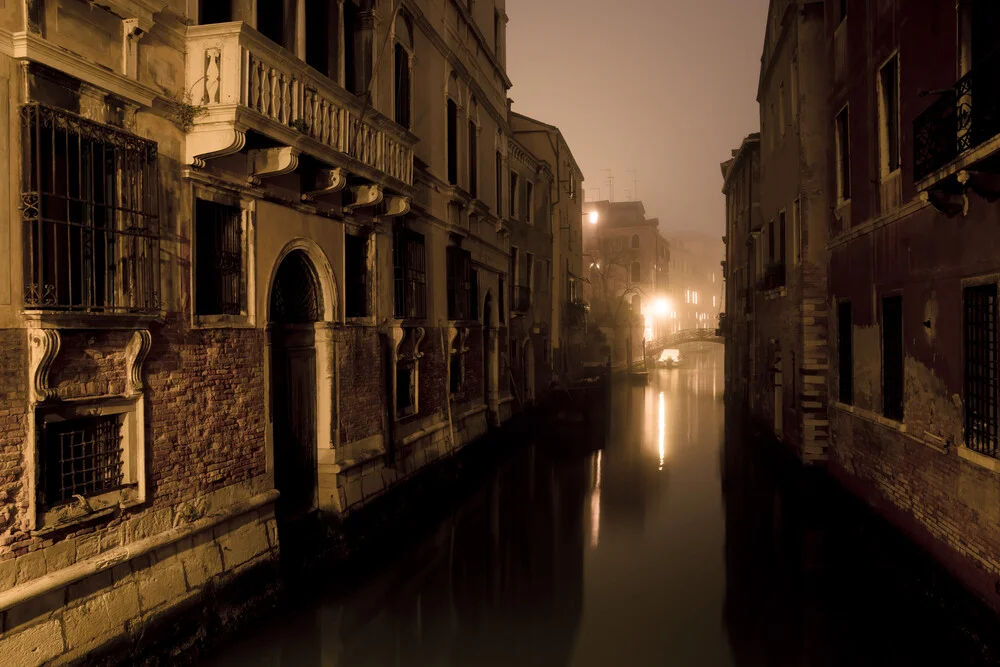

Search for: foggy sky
xmin=506 ymin=0 xmax=769 ymax=236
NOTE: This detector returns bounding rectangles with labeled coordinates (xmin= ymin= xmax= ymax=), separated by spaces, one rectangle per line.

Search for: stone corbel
xmin=344 ymin=184 xmax=384 ymax=213
xmin=248 ymin=147 xmax=300 ymax=186
xmin=28 ymin=328 xmax=61 ymax=404
xmin=391 ymin=326 xmax=406 ymax=364
xmin=186 ymin=125 xmax=247 ymax=168
xmin=301 ymin=167 xmax=348 ymax=202
xmin=383 ymin=195 xmax=411 ymax=218
xmin=960 ymin=170 xmax=1000 ymax=203
xmin=124 ymin=329 xmax=152 ymax=397
xmin=459 ymin=328 xmax=469 ymax=354
xmin=122 ymin=17 xmax=153 ymax=79
xmin=412 ymin=327 xmax=426 ymax=360
xmin=919 ymin=188 xmax=968 ymax=217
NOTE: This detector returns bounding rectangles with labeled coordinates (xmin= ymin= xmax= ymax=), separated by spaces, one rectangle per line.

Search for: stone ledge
xmin=957 ymin=446 xmax=1000 ymax=474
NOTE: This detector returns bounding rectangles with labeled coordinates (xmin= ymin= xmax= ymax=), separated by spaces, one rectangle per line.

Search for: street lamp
xmin=588 ymin=210 xmax=599 ymax=225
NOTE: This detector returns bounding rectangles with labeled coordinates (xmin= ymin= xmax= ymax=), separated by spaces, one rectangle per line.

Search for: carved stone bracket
xmin=920 ymin=188 xmax=968 ymax=217
xmin=344 ymin=184 xmax=384 ymax=213
xmin=28 ymin=328 xmax=61 ymax=404
xmin=122 ymin=17 xmax=153 ymax=79
xmin=186 ymin=125 xmax=247 ymax=168
xmin=383 ymin=195 xmax=411 ymax=217
xmin=248 ymin=147 xmax=300 ymax=185
xmin=124 ymin=329 xmax=152 ymax=397
xmin=412 ymin=327 xmax=426 ymax=360
xmin=302 ymin=167 xmax=348 ymax=202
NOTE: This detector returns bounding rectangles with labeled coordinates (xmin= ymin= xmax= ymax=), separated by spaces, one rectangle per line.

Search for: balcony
xmin=760 ymin=263 xmax=786 ymax=292
xmin=185 ymin=23 xmax=414 ymax=189
xmin=513 ymin=286 xmax=531 ymax=313
xmin=913 ymin=50 xmax=1000 ymax=188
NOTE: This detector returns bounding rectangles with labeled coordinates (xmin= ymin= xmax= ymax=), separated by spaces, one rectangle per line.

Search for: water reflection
xmin=207 ymin=349 xmax=1000 ymax=667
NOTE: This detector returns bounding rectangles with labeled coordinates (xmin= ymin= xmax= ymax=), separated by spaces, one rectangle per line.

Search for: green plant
xmin=289 ymin=118 xmax=309 ymax=133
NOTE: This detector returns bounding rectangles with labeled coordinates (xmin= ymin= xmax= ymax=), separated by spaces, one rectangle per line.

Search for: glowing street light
xmin=651 ymin=297 xmax=672 ymax=317
xmin=588 ymin=210 xmax=599 ymax=225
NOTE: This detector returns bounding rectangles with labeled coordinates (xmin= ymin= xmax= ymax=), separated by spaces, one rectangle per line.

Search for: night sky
xmin=506 ymin=0 xmax=769 ymax=235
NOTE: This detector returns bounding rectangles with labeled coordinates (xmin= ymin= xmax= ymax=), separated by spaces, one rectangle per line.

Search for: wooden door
xmin=272 ymin=331 xmax=317 ymax=518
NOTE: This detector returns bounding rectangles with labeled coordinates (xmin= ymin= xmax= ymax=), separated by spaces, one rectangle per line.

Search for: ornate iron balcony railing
xmin=914 ymin=49 xmax=1000 ymax=181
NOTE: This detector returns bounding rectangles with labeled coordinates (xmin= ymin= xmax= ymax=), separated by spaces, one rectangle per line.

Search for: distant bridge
xmin=646 ymin=328 xmax=723 ymax=357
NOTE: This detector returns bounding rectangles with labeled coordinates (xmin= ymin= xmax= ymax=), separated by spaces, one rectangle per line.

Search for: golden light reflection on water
xmin=657 ymin=391 xmax=666 ymax=471
xmin=589 ymin=450 xmax=602 ymax=548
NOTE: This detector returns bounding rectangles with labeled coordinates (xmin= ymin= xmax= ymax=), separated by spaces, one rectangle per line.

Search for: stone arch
xmin=266 ymin=238 xmax=338 ymax=324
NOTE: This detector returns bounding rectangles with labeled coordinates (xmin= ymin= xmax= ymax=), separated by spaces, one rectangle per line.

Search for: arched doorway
xmin=482 ymin=292 xmax=493 ymax=402
xmin=269 ymin=250 xmax=323 ymax=519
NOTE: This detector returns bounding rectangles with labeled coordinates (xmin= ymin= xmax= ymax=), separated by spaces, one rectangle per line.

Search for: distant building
xmin=750 ymin=0 xmax=830 ymax=462
xmin=721 ymin=133 xmax=760 ymax=406
xmin=581 ymin=200 xmax=670 ymax=365
xmin=664 ymin=231 xmax=725 ymax=334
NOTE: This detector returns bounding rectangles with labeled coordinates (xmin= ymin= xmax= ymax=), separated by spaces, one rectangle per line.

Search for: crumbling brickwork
xmin=337 ymin=326 xmax=385 ymax=444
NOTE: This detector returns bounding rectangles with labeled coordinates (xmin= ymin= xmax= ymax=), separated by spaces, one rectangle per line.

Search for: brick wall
xmin=49 ymin=331 xmax=131 ymax=399
xmin=337 ymin=326 xmax=385 ymax=444
xmin=0 ymin=330 xmax=27 ymax=555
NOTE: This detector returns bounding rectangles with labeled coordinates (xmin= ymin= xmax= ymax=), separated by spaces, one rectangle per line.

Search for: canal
xmin=205 ymin=348 xmax=1000 ymax=666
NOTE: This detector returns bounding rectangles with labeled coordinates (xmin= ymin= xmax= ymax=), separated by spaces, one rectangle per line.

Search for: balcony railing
xmin=186 ymin=23 xmax=414 ymax=186
xmin=761 ymin=263 xmax=786 ymax=291
xmin=914 ymin=49 xmax=1000 ymax=181
xmin=513 ymin=286 xmax=531 ymax=313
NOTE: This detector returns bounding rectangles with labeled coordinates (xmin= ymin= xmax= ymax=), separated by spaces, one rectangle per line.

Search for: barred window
xmin=195 ymin=198 xmax=244 ymax=316
xmin=447 ymin=246 xmax=472 ymax=320
xmin=21 ymin=103 xmax=160 ymax=314
xmin=393 ymin=227 xmax=427 ymax=319
xmin=965 ymin=284 xmax=998 ymax=456
xmin=41 ymin=414 xmax=124 ymax=508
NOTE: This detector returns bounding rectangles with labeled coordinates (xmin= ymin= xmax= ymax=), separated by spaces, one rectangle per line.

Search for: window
xmin=792 ymin=198 xmax=801 ymax=266
xmin=393 ymin=227 xmax=427 ymax=319
xmin=525 ymin=252 xmax=534 ymax=292
xmin=450 ymin=349 xmax=463 ymax=395
xmin=345 ymin=233 xmax=368 ymax=318
xmin=768 ymin=219 xmax=775 ymax=263
xmin=630 ymin=262 xmax=641 ymax=282
xmin=495 ymin=151 xmax=503 ymax=215
xmin=511 ymin=246 xmax=519 ymax=291
xmin=878 ymin=54 xmax=899 ymax=174
xmin=525 ymin=181 xmax=534 ymax=224
xmin=778 ymin=209 xmax=786 ymax=266
xmin=200 ymin=0 xmax=232 ymax=23
xmin=256 ymin=0 xmax=284 ymax=47
xmin=964 ymin=284 xmax=998 ymax=456
xmin=195 ymin=198 xmax=244 ymax=317
xmin=447 ymin=99 xmax=458 ymax=185
xmin=447 ymin=246 xmax=473 ymax=320
xmin=41 ymin=413 xmax=123 ymax=508
xmin=468 ymin=120 xmax=478 ymax=198
xmin=394 ymin=44 xmax=411 ymax=129
xmin=838 ymin=301 xmax=853 ymax=404
xmin=343 ymin=1 xmax=359 ymax=93
xmin=21 ymin=104 xmax=160 ymax=314
xmin=509 ymin=170 xmax=519 ymax=219
xmin=882 ymin=295 xmax=903 ymax=421
xmin=498 ymin=275 xmax=506 ymax=323
xmin=836 ymin=106 xmax=851 ymax=201
xmin=631 ymin=234 xmax=640 ymax=249
xmin=305 ymin=2 xmax=331 ymax=75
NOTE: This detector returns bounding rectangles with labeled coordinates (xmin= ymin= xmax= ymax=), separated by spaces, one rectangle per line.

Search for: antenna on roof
xmin=602 ymin=169 xmax=615 ymax=202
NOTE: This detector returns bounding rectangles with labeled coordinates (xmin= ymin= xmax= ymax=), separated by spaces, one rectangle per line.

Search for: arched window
xmin=393 ymin=12 xmax=414 ymax=129
xmin=630 ymin=261 xmax=641 ymax=282
xmin=631 ymin=234 xmax=640 ymax=249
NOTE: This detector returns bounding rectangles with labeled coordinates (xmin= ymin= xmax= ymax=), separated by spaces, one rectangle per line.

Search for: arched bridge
xmin=646 ymin=328 xmax=723 ymax=357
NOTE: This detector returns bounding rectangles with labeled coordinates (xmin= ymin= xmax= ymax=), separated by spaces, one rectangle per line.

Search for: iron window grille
xmin=41 ymin=414 xmax=124 ymax=508
xmin=21 ymin=103 xmax=160 ymax=314
xmin=964 ymin=284 xmax=998 ymax=457
xmin=393 ymin=227 xmax=427 ymax=319
xmin=195 ymin=198 xmax=244 ymax=316
xmin=447 ymin=246 xmax=472 ymax=320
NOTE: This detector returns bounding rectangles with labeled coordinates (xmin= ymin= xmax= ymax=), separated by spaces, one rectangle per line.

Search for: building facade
xmin=664 ymin=230 xmax=724 ymax=334
xmin=0 ymin=0 xmax=580 ymax=661
xmin=826 ymin=0 xmax=1000 ymax=612
xmin=721 ymin=133 xmax=761 ymax=404
xmin=747 ymin=0 xmax=830 ymax=461
xmin=510 ymin=112 xmax=586 ymax=385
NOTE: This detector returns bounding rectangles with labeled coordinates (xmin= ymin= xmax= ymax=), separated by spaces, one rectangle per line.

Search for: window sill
xmin=33 ymin=486 xmax=142 ymax=536
xmin=957 ymin=445 xmax=1000 ymax=474
xmin=832 ymin=401 xmax=907 ymax=433
xmin=345 ymin=316 xmax=377 ymax=327
xmin=24 ymin=311 xmax=165 ymax=330
xmin=193 ymin=313 xmax=253 ymax=329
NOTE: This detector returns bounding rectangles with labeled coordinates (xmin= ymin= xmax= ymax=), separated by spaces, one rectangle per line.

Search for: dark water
xmin=207 ymin=348 xmax=1000 ymax=666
